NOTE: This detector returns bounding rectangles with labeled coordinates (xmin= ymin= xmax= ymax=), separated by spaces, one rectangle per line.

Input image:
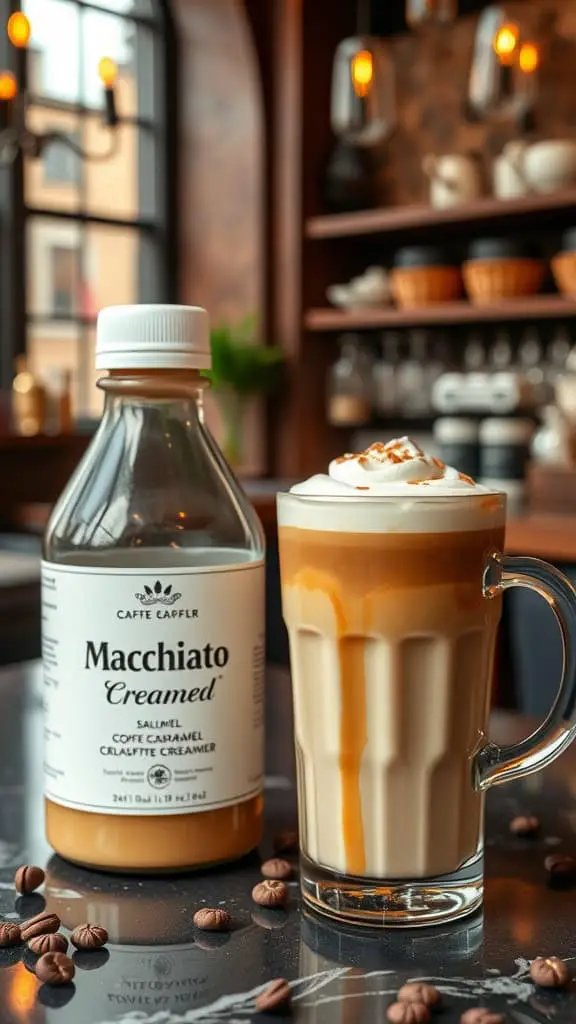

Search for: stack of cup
xmin=434 ymin=418 xmax=480 ymax=480
xmin=478 ymin=417 xmax=534 ymax=513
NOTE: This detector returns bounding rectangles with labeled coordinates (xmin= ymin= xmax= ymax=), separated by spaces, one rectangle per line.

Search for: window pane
xmin=24 ymin=0 xmax=80 ymax=104
xmin=25 ymin=107 xmax=81 ymax=211
xmin=84 ymin=119 xmax=157 ymax=220
xmin=84 ymin=223 xmax=148 ymax=308
xmin=26 ymin=320 xmax=82 ymax=418
xmin=27 ymin=218 xmax=84 ymax=319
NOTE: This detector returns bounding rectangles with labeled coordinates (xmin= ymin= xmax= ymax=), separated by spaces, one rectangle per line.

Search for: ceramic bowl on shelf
xmin=463 ymin=238 xmax=545 ymax=305
xmin=523 ymin=139 xmax=576 ymax=194
xmin=326 ymin=266 xmax=391 ymax=309
xmin=552 ymin=227 xmax=576 ymax=297
xmin=390 ymin=245 xmax=462 ymax=308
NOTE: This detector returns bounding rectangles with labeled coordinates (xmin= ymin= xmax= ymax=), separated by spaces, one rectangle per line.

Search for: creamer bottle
xmin=42 ymin=304 xmax=265 ymax=871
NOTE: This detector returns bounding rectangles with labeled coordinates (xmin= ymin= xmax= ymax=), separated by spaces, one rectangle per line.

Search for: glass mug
xmin=277 ymin=490 xmax=576 ymax=927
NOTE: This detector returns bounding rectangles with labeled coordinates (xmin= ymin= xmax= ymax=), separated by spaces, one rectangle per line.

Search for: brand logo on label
xmin=147 ymin=764 xmax=172 ymax=788
xmin=135 ymin=581 xmax=182 ymax=607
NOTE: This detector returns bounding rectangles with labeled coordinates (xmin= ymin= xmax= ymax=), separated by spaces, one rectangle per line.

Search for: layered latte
xmin=278 ymin=439 xmax=506 ymax=881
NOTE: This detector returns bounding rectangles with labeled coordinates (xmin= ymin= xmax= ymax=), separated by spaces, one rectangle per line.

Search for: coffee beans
xmin=261 ymin=858 xmax=292 ymax=881
xmin=252 ymin=880 xmax=289 ymax=908
xmin=544 ymin=853 xmax=576 ymax=887
xmin=29 ymin=933 xmax=69 ymax=955
xmin=35 ymin=951 xmax=75 ymax=985
xmin=0 ymin=922 xmax=21 ymax=947
xmin=398 ymin=983 xmax=441 ymax=1008
xmin=387 ymin=1001 xmax=430 ymax=1023
xmin=530 ymin=956 xmax=571 ymax=988
xmin=20 ymin=912 xmax=60 ymax=942
xmin=460 ymin=1011 xmax=504 ymax=1024
xmin=71 ymin=924 xmax=108 ymax=950
xmin=193 ymin=908 xmax=232 ymax=932
xmin=509 ymin=815 xmax=540 ymax=837
xmin=273 ymin=831 xmax=299 ymax=855
xmin=14 ymin=865 xmax=45 ymax=894
xmin=255 ymin=978 xmax=291 ymax=1013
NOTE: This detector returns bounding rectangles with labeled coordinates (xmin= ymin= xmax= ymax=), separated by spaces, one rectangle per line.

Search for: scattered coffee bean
xmin=193 ymin=908 xmax=231 ymax=932
xmin=252 ymin=880 xmax=289 ymax=908
xmin=14 ymin=865 xmax=45 ymax=895
xmin=35 ymin=951 xmax=75 ymax=985
xmin=0 ymin=923 xmax=21 ymax=947
xmin=70 ymin=924 xmax=108 ymax=950
xmin=273 ymin=831 xmax=299 ymax=855
xmin=29 ymin=933 xmax=68 ymax=955
xmin=261 ymin=858 xmax=292 ymax=881
xmin=387 ymin=1001 xmax=430 ymax=1024
xmin=255 ymin=978 xmax=291 ymax=1013
xmin=544 ymin=854 xmax=576 ymax=887
xmin=460 ymin=1011 xmax=504 ymax=1024
xmin=21 ymin=912 xmax=60 ymax=942
xmin=530 ymin=956 xmax=570 ymax=988
xmin=398 ymin=982 xmax=441 ymax=1008
xmin=509 ymin=815 xmax=540 ymax=837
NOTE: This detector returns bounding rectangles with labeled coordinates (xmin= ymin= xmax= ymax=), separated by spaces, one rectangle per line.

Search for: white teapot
xmin=423 ymin=153 xmax=484 ymax=208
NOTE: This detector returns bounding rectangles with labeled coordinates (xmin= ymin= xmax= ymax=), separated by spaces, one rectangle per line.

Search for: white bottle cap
xmin=95 ymin=304 xmax=211 ymax=371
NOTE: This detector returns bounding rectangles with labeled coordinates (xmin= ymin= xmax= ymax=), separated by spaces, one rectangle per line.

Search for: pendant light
xmin=330 ymin=0 xmax=396 ymax=147
xmin=406 ymin=0 xmax=458 ymax=29
xmin=468 ymin=5 xmax=540 ymax=122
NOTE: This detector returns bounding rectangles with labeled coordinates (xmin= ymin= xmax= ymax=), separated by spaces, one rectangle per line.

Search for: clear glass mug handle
xmin=474 ymin=553 xmax=576 ymax=791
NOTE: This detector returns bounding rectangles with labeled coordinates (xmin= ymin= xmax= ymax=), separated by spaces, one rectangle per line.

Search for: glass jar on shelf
xmin=396 ymin=330 xmax=430 ymax=416
xmin=327 ymin=334 xmax=373 ymax=427
xmin=373 ymin=331 xmax=400 ymax=418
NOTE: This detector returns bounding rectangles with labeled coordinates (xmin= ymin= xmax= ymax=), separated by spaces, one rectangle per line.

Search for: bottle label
xmin=41 ymin=561 xmax=265 ymax=816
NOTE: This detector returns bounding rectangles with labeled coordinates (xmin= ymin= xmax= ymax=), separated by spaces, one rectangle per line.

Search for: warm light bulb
xmin=0 ymin=70 xmax=17 ymax=100
xmin=98 ymin=56 xmax=118 ymax=88
xmin=493 ymin=22 xmax=519 ymax=64
xmin=7 ymin=12 xmax=31 ymax=49
xmin=351 ymin=49 xmax=373 ymax=98
xmin=519 ymin=42 xmax=540 ymax=73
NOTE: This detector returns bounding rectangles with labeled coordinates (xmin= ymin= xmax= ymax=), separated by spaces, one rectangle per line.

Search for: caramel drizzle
xmin=338 ymin=635 xmax=367 ymax=877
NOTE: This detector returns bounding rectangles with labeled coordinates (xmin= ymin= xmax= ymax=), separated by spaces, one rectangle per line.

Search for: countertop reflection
xmin=0 ymin=662 xmax=576 ymax=1022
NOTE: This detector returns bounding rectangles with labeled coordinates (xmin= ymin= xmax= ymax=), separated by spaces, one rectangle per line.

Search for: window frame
xmin=0 ymin=0 xmax=178 ymax=405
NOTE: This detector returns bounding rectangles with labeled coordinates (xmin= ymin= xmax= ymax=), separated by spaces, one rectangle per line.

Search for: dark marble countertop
xmin=0 ymin=662 xmax=576 ymax=1023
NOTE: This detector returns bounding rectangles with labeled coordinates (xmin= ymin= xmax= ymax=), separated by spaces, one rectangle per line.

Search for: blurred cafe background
xmin=2 ymin=0 xmax=576 ymax=714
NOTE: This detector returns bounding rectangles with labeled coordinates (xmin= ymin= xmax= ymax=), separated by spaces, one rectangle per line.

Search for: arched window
xmin=2 ymin=0 xmax=175 ymax=418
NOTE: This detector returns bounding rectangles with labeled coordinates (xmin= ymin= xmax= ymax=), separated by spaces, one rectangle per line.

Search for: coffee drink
xmin=278 ymin=439 xmax=505 ymax=882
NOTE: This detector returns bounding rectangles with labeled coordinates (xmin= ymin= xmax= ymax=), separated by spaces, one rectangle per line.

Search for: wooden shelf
xmin=305 ymin=189 xmax=576 ymax=240
xmin=305 ymin=296 xmax=576 ymax=331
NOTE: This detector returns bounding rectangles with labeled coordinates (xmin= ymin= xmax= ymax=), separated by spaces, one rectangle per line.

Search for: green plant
xmin=203 ymin=315 xmax=284 ymax=397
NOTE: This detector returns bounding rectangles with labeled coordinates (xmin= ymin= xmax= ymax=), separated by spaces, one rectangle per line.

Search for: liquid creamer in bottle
xmin=42 ymin=304 xmax=265 ymax=871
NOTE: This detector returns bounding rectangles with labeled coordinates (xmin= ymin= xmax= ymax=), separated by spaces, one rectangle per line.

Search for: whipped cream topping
xmin=290 ymin=438 xmax=492 ymax=498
